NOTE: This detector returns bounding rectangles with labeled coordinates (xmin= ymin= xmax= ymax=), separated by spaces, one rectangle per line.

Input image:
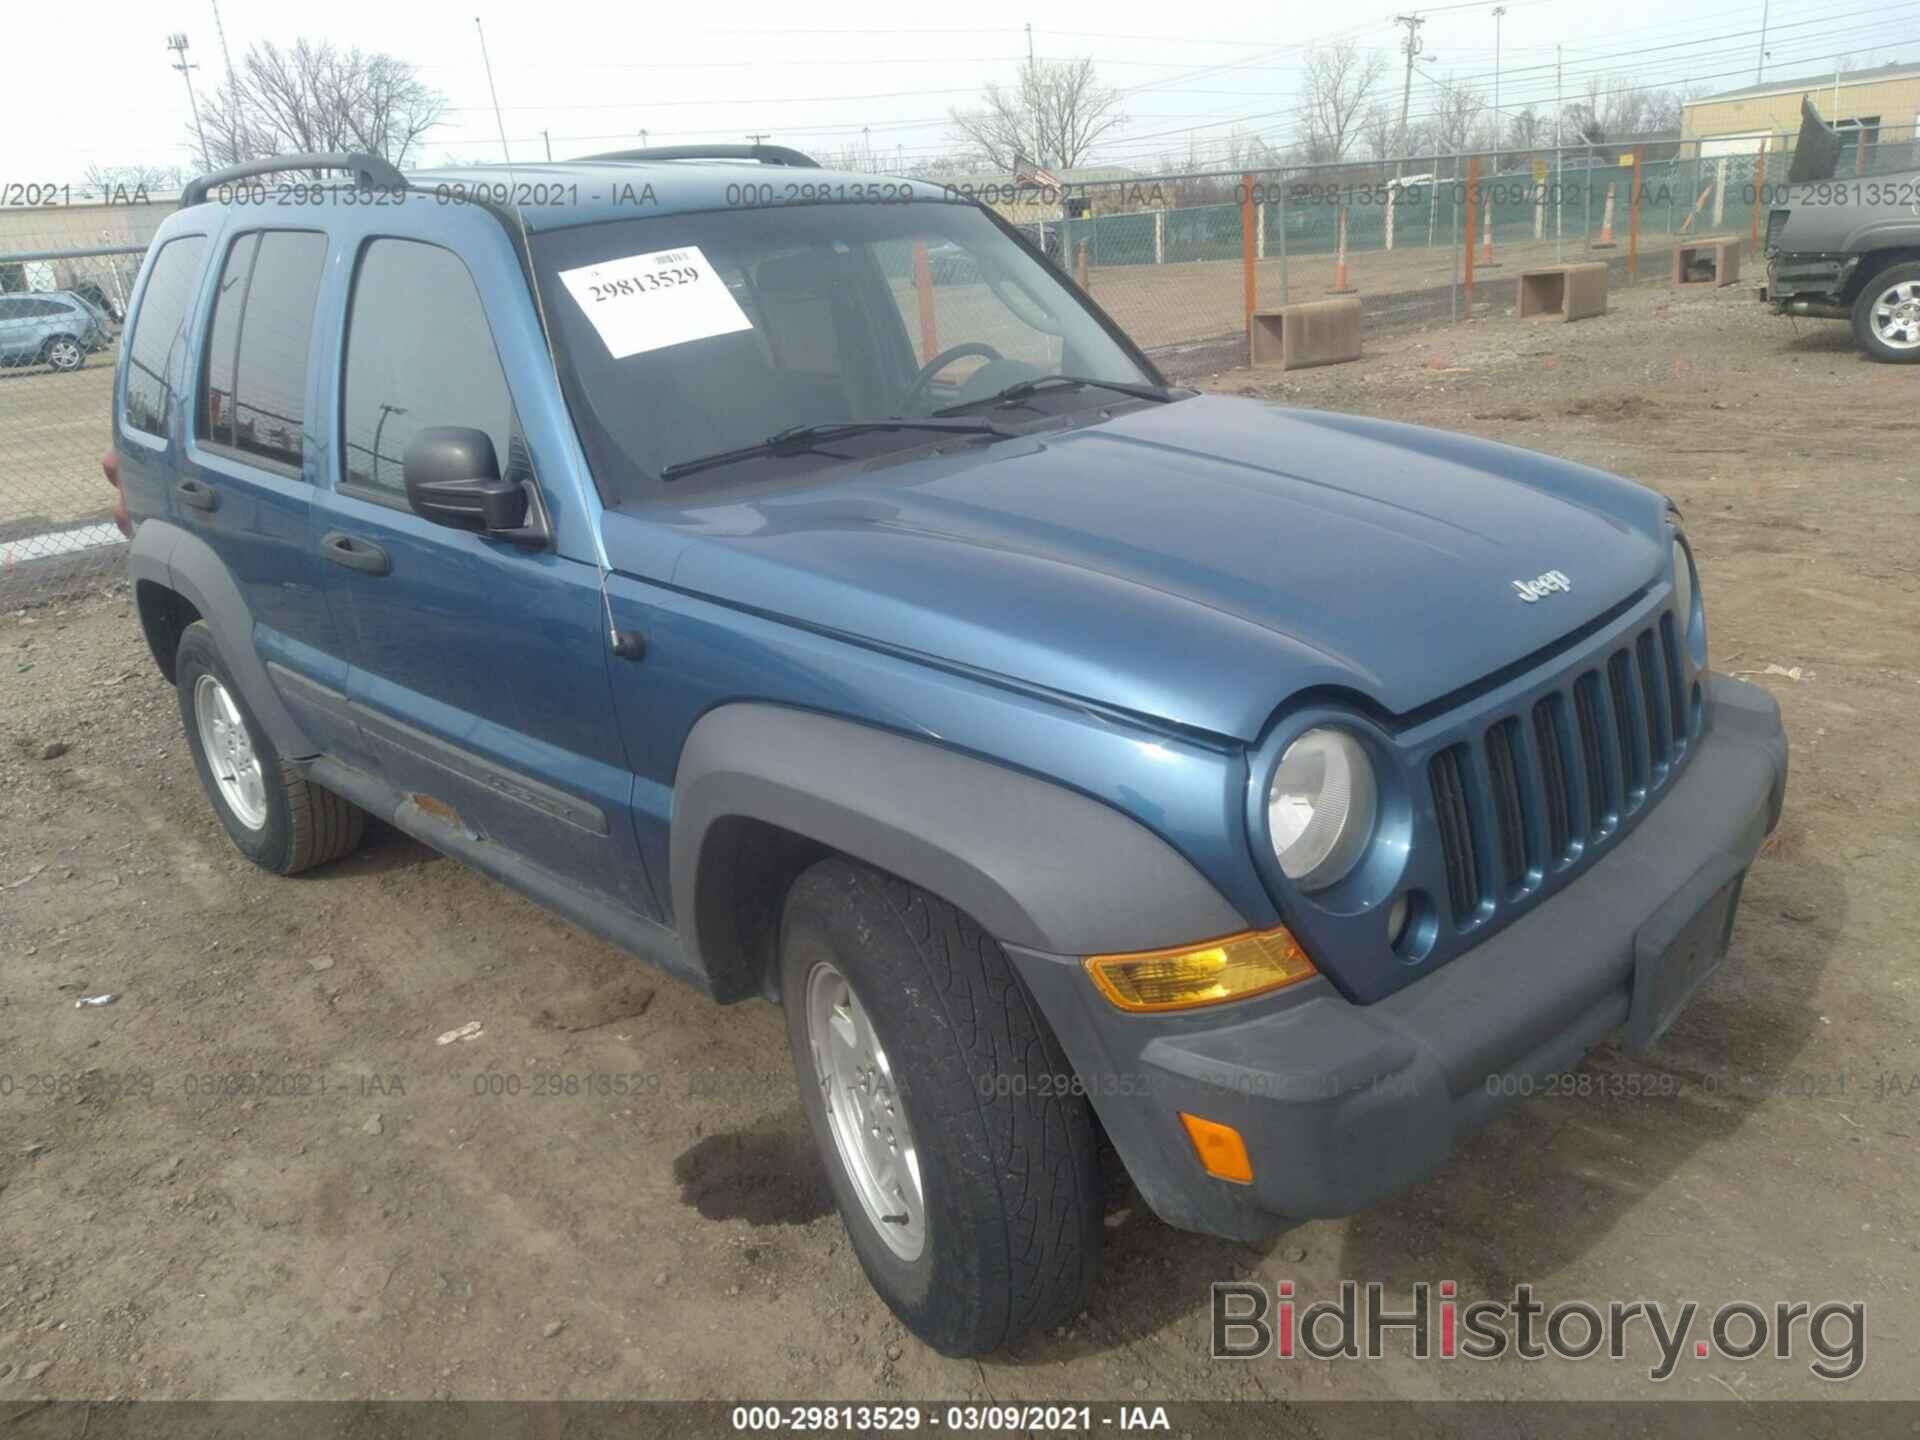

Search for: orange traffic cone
xmin=1330 ymin=205 xmax=1357 ymax=293
xmin=1593 ymin=183 xmax=1618 ymax=249
xmin=1479 ymin=195 xmax=1500 ymax=268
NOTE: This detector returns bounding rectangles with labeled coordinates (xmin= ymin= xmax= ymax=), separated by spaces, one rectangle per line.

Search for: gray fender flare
xmin=671 ymin=703 xmax=1245 ymax=970
xmin=128 ymin=518 xmax=316 ymax=757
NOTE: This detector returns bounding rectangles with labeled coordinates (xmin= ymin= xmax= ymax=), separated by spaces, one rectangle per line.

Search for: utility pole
xmin=1555 ymin=43 xmax=1563 ymax=261
xmin=167 ymin=34 xmax=211 ymax=170
xmin=1492 ymin=6 xmax=1507 ymax=164
xmin=1393 ymin=14 xmax=1425 ymax=156
xmin=638 ymin=128 xmax=649 ymax=147
xmin=747 ymin=132 xmax=770 ymax=144
xmin=1025 ymin=21 xmax=1042 ymax=166
xmin=863 ymin=124 xmax=872 ymax=171
xmin=1756 ymin=0 xmax=1770 ymax=83
xmin=541 ymin=129 xmax=552 ymax=161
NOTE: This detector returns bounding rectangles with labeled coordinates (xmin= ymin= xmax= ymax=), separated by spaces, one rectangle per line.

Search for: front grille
xmin=1485 ymin=719 xmax=1529 ymax=895
xmin=1532 ymin=697 xmax=1572 ymax=864
xmin=1429 ymin=744 xmax=1481 ymax=919
xmin=1428 ymin=615 xmax=1690 ymax=925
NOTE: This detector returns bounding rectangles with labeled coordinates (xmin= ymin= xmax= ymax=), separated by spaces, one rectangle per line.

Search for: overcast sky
xmin=6 ymin=0 xmax=1914 ymax=183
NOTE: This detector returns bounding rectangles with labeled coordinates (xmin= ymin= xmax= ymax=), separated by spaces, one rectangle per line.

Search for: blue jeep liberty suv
xmin=108 ymin=147 xmax=1788 ymax=1357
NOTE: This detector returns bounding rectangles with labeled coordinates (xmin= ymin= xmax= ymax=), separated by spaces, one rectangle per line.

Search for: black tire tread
xmin=797 ymin=859 xmax=1102 ymax=1352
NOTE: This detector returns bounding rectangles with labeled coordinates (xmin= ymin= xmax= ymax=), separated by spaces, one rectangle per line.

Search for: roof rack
xmin=574 ymin=143 xmax=820 ymax=169
xmin=181 ymin=152 xmax=408 ymax=206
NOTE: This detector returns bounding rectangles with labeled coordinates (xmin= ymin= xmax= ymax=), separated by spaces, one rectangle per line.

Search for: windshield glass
xmin=530 ymin=200 xmax=1159 ymax=499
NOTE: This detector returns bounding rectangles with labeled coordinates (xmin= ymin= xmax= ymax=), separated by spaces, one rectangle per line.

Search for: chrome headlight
xmin=1267 ymin=728 xmax=1377 ymax=890
xmin=1671 ymin=537 xmax=1694 ymax=629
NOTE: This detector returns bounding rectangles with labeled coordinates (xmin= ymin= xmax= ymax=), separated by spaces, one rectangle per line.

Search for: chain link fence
xmin=2 ymin=224 xmax=165 ymax=604
xmin=4 ymin=123 xmax=1914 ymax=604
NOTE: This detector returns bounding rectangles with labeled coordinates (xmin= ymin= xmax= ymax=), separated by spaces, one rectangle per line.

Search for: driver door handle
xmin=320 ymin=530 xmax=391 ymax=576
xmin=176 ymin=478 xmax=218 ymax=512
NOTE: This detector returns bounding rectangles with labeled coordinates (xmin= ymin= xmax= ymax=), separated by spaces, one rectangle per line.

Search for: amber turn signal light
xmin=1084 ymin=926 xmax=1316 ymax=1013
xmin=1179 ymin=1112 xmax=1254 ymax=1184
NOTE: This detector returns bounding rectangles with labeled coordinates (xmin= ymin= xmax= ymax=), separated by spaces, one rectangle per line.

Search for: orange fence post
xmin=911 ymin=239 xmax=938 ymax=360
xmin=1076 ymin=242 xmax=1090 ymax=290
xmin=1594 ymin=184 xmax=1617 ymax=248
xmin=1751 ymin=145 xmax=1768 ymax=252
xmin=1241 ymin=172 xmax=1256 ymax=330
xmin=1464 ymin=157 xmax=1479 ymax=318
xmin=1627 ymin=147 xmax=1642 ymax=278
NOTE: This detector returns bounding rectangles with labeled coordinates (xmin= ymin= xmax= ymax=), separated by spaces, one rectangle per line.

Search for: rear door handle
xmin=176 ymin=478 xmax=218 ymax=512
xmin=320 ymin=530 xmax=391 ymax=576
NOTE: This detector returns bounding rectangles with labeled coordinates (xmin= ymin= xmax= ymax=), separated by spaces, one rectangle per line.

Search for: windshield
xmin=530 ymin=200 xmax=1161 ymax=499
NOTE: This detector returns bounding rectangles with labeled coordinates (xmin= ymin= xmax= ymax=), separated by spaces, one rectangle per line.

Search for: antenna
xmin=474 ymin=17 xmax=512 ymax=162
xmin=167 ymin=34 xmax=212 ymax=169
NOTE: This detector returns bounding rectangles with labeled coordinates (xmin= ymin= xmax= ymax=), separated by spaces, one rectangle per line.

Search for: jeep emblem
xmin=1512 ymin=570 xmax=1572 ymax=603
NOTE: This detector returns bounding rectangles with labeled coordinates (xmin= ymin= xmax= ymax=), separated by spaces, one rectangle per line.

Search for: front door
xmin=310 ymin=234 xmax=653 ymax=917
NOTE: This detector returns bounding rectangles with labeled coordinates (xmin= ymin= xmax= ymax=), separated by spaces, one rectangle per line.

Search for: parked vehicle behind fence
xmin=0 ymin=289 xmax=105 ymax=371
xmin=105 ymin=146 xmax=1787 ymax=1357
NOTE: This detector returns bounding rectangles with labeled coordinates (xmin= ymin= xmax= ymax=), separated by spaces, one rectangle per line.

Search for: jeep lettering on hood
xmin=609 ymin=397 xmax=1668 ymax=739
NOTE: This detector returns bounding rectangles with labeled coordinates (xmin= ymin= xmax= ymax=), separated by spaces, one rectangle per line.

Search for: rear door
xmin=310 ymin=231 xmax=655 ymax=917
xmin=177 ymin=226 xmax=356 ymax=752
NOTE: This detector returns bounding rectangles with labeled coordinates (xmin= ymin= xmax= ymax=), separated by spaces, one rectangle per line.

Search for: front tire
xmin=43 ymin=335 xmax=85 ymax=373
xmin=175 ymin=622 xmax=366 ymax=873
xmin=1851 ymin=262 xmax=1920 ymax=363
xmin=780 ymin=858 xmax=1102 ymax=1356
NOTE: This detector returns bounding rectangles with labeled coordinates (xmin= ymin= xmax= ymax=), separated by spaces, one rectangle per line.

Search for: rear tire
xmin=1851 ymin=262 xmax=1920 ymax=363
xmin=780 ymin=858 xmax=1102 ymax=1356
xmin=175 ymin=622 xmax=366 ymax=874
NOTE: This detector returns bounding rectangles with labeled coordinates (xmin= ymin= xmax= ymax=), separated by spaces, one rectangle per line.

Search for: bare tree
xmin=1299 ymin=40 xmax=1387 ymax=162
xmin=82 ymin=163 xmax=189 ymax=198
xmin=1505 ymin=106 xmax=1548 ymax=154
xmin=1428 ymin=74 xmax=1489 ymax=156
xmin=1361 ymin=103 xmax=1401 ymax=161
xmin=195 ymin=39 xmax=446 ymax=170
xmin=1561 ymin=74 xmax=1688 ymax=148
xmin=950 ymin=58 xmax=1125 ymax=172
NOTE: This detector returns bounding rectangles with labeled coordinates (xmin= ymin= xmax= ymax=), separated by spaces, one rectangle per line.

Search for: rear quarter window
xmin=124 ymin=235 xmax=209 ymax=439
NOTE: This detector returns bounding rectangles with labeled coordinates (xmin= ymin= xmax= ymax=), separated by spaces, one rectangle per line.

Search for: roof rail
xmin=181 ymin=152 xmax=408 ymax=206
xmin=574 ymin=143 xmax=820 ymax=169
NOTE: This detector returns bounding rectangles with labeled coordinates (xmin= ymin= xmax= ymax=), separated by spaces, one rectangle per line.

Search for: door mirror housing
xmin=403 ymin=426 xmax=539 ymax=538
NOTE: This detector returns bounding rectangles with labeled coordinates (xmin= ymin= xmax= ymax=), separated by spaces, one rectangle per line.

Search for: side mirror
xmin=403 ymin=426 xmax=529 ymax=533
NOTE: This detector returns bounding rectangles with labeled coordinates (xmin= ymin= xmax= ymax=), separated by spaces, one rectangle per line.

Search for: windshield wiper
xmin=660 ymin=418 xmax=1016 ymax=483
xmin=934 ymin=374 xmax=1179 ymax=416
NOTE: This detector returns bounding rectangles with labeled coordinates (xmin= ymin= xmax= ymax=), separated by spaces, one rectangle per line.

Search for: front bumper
xmin=1008 ymin=673 xmax=1788 ymax=1243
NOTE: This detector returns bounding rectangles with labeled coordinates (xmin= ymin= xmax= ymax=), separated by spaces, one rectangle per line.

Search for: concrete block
xmin=1248 ymin=296 xmax=1363 ymax=371
xmin=1672 ymin=237 xmax=1742 ymax=287
xmin=1516 ymin=262 xmax=1608 ymax=322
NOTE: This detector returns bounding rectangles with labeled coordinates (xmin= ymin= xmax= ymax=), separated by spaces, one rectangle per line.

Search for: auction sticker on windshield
xmin=556 ymin=246 xmax=752 ymax=359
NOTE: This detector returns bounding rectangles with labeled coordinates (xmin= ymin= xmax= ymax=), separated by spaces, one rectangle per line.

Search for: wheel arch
xmin=128 ymin=518 xmax=317 ymax=757
xmin=1843 ymin=245 xmax=1920 ymax=303
xmin=672 ymin=703 xmax=1247 ymax=1003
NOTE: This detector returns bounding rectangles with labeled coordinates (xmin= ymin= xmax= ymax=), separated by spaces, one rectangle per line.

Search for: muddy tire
xmin=780 ymin=857 xmax=1102 ymax=1356
xmin=175 ymin=622 xmax=366 ymax=874
xmin=1851 ymin=262 xmax=1920 ymax=364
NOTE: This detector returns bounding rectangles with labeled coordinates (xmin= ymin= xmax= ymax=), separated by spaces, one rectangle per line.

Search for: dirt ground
xmin=2 ymin=278 xmax=1916 ymax=1406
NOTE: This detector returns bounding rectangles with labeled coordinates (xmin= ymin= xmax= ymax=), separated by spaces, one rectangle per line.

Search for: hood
xmin=604 ymin=395 xmax=1669 ymax=740
xmin=1788 ymin=95 xmax=1843 ymax=184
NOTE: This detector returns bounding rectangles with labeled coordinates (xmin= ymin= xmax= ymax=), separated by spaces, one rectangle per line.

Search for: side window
xmin=341 ymin=239 xmax=516 ymax=498
xmin=124 ymin=235 xmax=208 ymax=439
xmin=230 ymin=231 xmax=327 ymax=470
xmin=199 ymin=233 xmax=259 ymax=448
